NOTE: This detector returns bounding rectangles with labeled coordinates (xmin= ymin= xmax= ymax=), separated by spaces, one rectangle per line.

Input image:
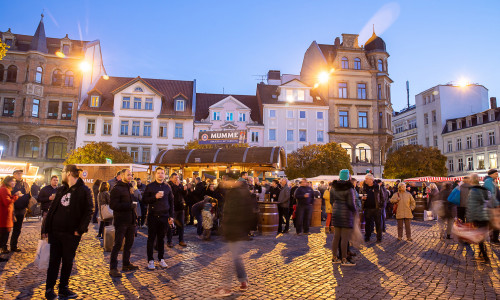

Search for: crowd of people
xmin=0 ymin=165 xmax=499 ymax=298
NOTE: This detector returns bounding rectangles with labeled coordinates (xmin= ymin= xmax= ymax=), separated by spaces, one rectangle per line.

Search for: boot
xmin=325 ymin=227 xmax=330 ymax=234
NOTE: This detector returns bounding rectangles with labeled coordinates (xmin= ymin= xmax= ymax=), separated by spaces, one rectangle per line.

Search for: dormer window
xmin=447 ymin=122 xmax=452 ymax=132
xmin=466 ymin=117 xmax=471 ymax=127
xmin=490 ymin=112 xmax=495 ymax=121
xmin=286 ymin=89 xmax=294 ymax=101
xmin=62 ymin=44 xmax=70 ymax=56
xmin=213 ymin=111 xmax=220 ymax=121
xmin=5 ymin=39 xmax=13 ymax=47
xmin=477 ymin=115 xmax=483 ymax=124
xmin=238 ymin=112 xmax=246 ymax=122
xmin=90 ymin=95 xmax=100 ymax=107
xmin=226 ymin=112 xmax=234 ymax=121
xmin=297 ymin=90 xmax=305 ymax=101
xmin=457 ymin=120 xmax=462 ymax=129
xmin=134 ymin=87 xmax=143 ymax=92
xmin=175 ymin=99 xmax=185 ymax=111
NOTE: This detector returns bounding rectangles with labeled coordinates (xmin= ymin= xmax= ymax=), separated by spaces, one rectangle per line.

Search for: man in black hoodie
xmin=109 ymin=168 xmax=138 ymax=278
xmin=167 ymin=173 xmax=187 ymax=247
xmin=42 ymin=165 xmax=93 ymax=300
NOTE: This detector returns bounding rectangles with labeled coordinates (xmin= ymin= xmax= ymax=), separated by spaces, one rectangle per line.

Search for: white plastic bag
xmin=34 ymin=239 xmax=50 ymax=269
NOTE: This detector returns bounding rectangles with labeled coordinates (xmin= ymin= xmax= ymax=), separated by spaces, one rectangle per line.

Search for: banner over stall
xmin=198 ymin=130 xmax=247 ymax=144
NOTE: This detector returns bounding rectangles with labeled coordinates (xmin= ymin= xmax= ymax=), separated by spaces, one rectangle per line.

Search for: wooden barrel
xmin=257 ymin=201 xmax=278 ymax=235
xmin=413 ymin=196 xmax=426 ymax=220
xmin=311 ymin=198 xmax=322 ymax=227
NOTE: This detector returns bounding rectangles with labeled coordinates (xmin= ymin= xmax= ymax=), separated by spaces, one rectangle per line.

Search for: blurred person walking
xmin=437 ymin=182 xmax=455 ymax=239
xmin=467 ymin=173 xmax=491 ymax=262
xmin=458 ymin=176 xmax=472 ymax=222
xmin=483 ymin=169 xmax=499 ymax=244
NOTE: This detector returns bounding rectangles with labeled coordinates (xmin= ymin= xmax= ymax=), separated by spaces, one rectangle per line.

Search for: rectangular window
xmin=269 ymin=110 xmax=276 ymax=118
xmin=251 ymin=132 xmax=259 ymax=143
xmin=408 ymin=119 xmax=417 ymax=129
xmin=297 ymin=90 xmax=305 ymax=101
xmin=119 ymin=147 xmax=127 ymax=153
xmin=489 ymin=131 xmax=496 ymax=145
xmin=286 ymin=130 xmax=294 ymax=141
xmin=143 ymin=121 xmax=152 ymax=137
xmin=317 ymin=111 xmax=324 ymax=119
xmin=448 ymin=159 xmax=454 ymax=172
xmin=103 ymin=120 xmax=112 ymax=135
xmin=466 ymin=136 xmax=472 ymax=149
xmin=120 ymin=121 xmax=129 ymax=135
xmin=86 ymin=119 xmax=95 ymax=134
xmin=379 ymin=112 xmax=383 ymax=129
xmin=2 ymin=98 xmax=15 ymax=117
xmin=432 ymin=110 xmax=437 ymax=123
xmin=159 ymin=123 xmax=167 ymax=137
xmin=477 ymin=154 xmax=485 ymax=170
xmin=174 ymin=123 xmax=183 ymax=138
xmin=466 ymin=156 xmax=474 ymax=170
xmin=489 ymin=153 xmax=498 ymax=169
xmin=447 ymin=141 xmax=453 ymax=152
xmin=213 ymin=111 xmax=220 ymax=121
xmin=338 ymin=83 xmax=347 ymax=98
xmin=132 ymin=121 xmax=140 ymax=136
xmin=456 ymin=138 xmax=462 ymax=151
xmin=122 ymin=97 xmax=130 ymax=109
xmin=32 ymin=99 xmax=40 ymax=117
xmin=47 ymin=101 xmax=59 ymax=119
xmin=477 ymin=134 xmax=483 ymax=147
xmin=287 ymin=110 xmax=293 ymax=118
xmin=434 ymin=136 xmax=438 ymax=147
xmin=377 ymin=84 xmax=382 ymax=100
xmin=409 ymin=137 xmax=417 ymax=145
xmin=175 ymin=100 xmax=185 ymax=111
xmin=286 ymin=89 xmax=294 ymax=101
xmin=317 ymin=130 xmax=324 ymax=142
xmin=357 ymin=83 xmax=366 ymax=99
xmin=238 ymin=112 xmax=246 ymax=122
xmin=145 ymin=98 xmax=153 ymax=110
xmin=339 ymin=111 xmax=349 ymax=128
xmin=269 ymin=129 xmax=276 ymax=141
xmin=61 ymin=102 xmax=72 ymax=120
xmin=358 ymin=112 xmax=368 ymax=128
xmin=299 ymin=111 xmax=306 ymax=119
xmin=133 ymin=98 xmax=141 ymax=110
xmin=426 ymin=137 xmax=430 ymax=147
xmin=226 ymin=112 xmax=233 ymax=121
xmin=90 ymin=96 xmax=100 ymax=107
xmin=424 ymin=114 xmax=429 ymax=125
xmin=142 ymin=147 xmax=151 ymax=163
xmin=458 ymin=158 xmax=464 ymax=171
xmin=299 ymin=130 xmax=307 ymax=142
xmin=130 ymin=147 xmax=139 ymax=163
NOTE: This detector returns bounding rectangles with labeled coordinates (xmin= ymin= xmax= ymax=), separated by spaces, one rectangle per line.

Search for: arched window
xmin=354 ymin=58 xmax=361 ymax=70
xmin=6 ymin=65 xmax=17 ymax=83
xmin=35 ymin=66 xmax=43 ymax=83
xmin=52 ymin=69 xmax=63 ymax=85
xmin=339 ymin=143 xmax=352 ymax=160
xmin=64 ymin=71 xmax=74 ymax=87
xmin=355 ymin=143 xmax=372 ymax=163
xmin=378 ymin=59 xmax=383 ymax=72
xmin=0 ymin=64 xmax=4 ymax=81
xmin=341 ymin=57 xmax=349 ymax=69
xmin=46 ymin=136 xmax=68 ymax=160
xmin=17 ymin=135 xmax=39 ymax=158
xmin=0 ymin=134 xmax=9 ymax=156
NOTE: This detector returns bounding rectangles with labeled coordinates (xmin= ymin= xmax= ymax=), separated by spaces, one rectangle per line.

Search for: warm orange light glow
xmin=318 ymin=71 xmax=330 ymax=84
xmin=55 ymin=51 xmax=66 ymax=58
xmin=103 ymin=75 xmax=109 ymax=80
xmin=314 ymin=83 xmax=319 ymax=89
xmin=329 ymin=68 xmax=335 ymax=74
xmin=79 ymin=61 xmax=91 ymax=72
xmin=457 ymin=79 xmax=468 ymax=87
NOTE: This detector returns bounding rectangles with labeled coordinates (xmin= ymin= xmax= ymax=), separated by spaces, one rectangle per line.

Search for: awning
xmin=153 ymin=146 xmax=287 ymax=169
xmin=404 ymin=176 xmax=485 ymax=182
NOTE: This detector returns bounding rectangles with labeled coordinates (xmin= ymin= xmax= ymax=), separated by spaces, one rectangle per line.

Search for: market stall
xmin=0 ymin=161 xmax=40 ymax=185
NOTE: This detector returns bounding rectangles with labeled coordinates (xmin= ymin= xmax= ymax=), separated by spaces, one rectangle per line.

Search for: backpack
xmin=447 ymin=187 xmax=460 ymax=206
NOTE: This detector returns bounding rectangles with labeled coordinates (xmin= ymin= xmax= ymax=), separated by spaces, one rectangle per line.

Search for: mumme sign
xmin=199 ymin=130 xmax=247 ymax=144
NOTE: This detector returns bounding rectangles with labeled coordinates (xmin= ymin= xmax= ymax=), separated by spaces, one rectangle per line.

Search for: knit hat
xmin=488 ymin=169 xmax=498 ymax=175
xmin=339 ymin=169 xmax=350 ymax=181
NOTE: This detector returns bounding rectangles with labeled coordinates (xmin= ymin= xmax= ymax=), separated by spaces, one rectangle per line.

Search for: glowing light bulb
xmin=457 ymin=79 xmax=468 ymax=87
xmin=103 ymin=75 xmax=109 ymax=80
xmin=55 ymin=51 xmax=66 ymax=58
xmin=318 ymin=71 xmax=329 ymax=84
xmin=79 ymin=61 xmax=91 ymax=72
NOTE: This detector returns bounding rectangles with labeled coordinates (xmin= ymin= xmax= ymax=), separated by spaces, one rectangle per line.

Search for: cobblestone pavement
xmin=1 ymin=218 xmax=500 ymax=299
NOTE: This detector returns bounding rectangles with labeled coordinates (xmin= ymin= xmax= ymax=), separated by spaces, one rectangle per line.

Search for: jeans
xmin=0 ymin=227 xmax=10 ymax=250
xmin=46 ymin=232 xmax=81 ymax=290
xmin=397 ymin=218 xmax=412 ymax=239
xmin=222 ymin=241 xmax=247 ymax=289
xmin=167 ymin=210 xmax=185 ymax=243
xmin=295 ymin=204 xmax=312 ymax=234
xmin=10 ymin=213 xmax=24 ymax=249
xmin=364 ymin=208 xmax=382 ymax=241
xmin=332 ymin=227 xmax=353 ymax=260
xmin=110 ymin=224 xmax=135 ymax=269
xmin=187 ymin=204 xmax=195 ymax=224
xmin=139 ymin=203 xmax=148 ymax=226
xmin=195 ymin=213 xmax=203 ymax=236
xmin=277 ymin=207 xmax=290 ymax=233
xmin=147 ymin=215 xmax=168 ymax=261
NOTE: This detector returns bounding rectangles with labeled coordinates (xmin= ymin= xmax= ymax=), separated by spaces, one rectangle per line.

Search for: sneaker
xmin=332 ymin=257 xmax=341 ymax=264
xmin=109 ymin=268 xmax=123 ymax=278
xmin=159 ymin=259 xmax=168 ymax=268
xmin=45 ymin=288 xmax=57 ymax=300
xmin=58 ymin=287 xmax=77 ymax=299
xmin=179 ymin=241 xmax=187 ymax=247
xmin=147 ymin=260 xmax=156 ymax=270
xmin=240 ymin=281 xmax=248 ymax=291
xmin=341 ymin=258 xmax=356 ymax=267
xmin=214 ymin=288 xmax=232 ymax=297
xmin=122 ymin=263 xmax=139 ymax=271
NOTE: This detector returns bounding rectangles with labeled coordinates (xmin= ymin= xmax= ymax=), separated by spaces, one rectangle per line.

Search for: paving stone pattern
xmin=1 ymin=219 xmax=500 ymax=299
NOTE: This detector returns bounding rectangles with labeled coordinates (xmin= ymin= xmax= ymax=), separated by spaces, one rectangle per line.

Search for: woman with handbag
xmin=390 ymin=183 xmax=416 ymax=241
xmin=97 ymin=182 xmax=112 ymax=239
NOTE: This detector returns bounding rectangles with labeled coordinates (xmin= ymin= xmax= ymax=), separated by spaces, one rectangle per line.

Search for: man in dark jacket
xmin=458 ymin=176 xmax=472 ymax=222
xmin=193 ymin=177 xmax=206 ymax=203
xmin=109 ymin=168 xmax=138 ymax=278
xmin=269 ymin=179 xmax=281 ymax=202
xmin=294 ymin=178 xmax=314 ymax=235
xmin=42 ymin=165 xmax=93 ymax=300
xmin=143 ymin=167 xmax=174 ymax=270
xmin=108 ymin=171 xmax=122 ymax=191
xmin=167 ymin=173 xmax=187 ymax=247
xmin=38 ymin=175 xmax=59 ymax=222
xmin=11 ymin=169 xmax=31 ymax=252
xmin=277 ymin=178 xmax=291 ymax=233
xmin=362 ymin=174 xmax=385 ymax=243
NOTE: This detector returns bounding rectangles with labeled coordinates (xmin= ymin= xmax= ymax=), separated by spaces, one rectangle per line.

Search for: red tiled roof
xmin=195 ymin=93 xmax=262 ymax=124
xmin=256 ymin=83 xmax=327 ymax=107
xmin=79 ymin=76 xmax=194 ymax=117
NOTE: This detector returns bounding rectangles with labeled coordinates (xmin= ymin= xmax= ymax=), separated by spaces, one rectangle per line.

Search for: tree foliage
xmin=384 ymin=145 xmax=447 ymax=179
xmin=285 ymin=142 xmax=352 ymax=179
xmin=184 ymin=139 xmax=249 ymax=150
xmin=0 ymin=41 xmax=9 ymax=60
xmin=65 ymin=142 xmax=133 ymax=164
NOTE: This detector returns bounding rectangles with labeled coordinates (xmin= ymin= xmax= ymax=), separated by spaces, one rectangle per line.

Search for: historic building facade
xmin=391 ymin=105 xmax=417 ymax=150
xmin=0 ymin=15 xmax=103 ymax=180
xmin=194 ymin=93 xmax=264 ymax=146
xmin=75 ymin=76 xmax=195 ymax=163
xmin=300 ymin=31 xmax=393 ymax=176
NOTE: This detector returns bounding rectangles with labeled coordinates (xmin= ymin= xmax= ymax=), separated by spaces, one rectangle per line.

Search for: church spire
xmin=30 ymin=13 xmax=48 ymax=53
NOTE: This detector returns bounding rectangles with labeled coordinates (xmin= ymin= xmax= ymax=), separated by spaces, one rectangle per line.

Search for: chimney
xmin=267 ymin=70 xmax=281 ymax=85
xmin=490 ymin=97 xmax=497 ymax=109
